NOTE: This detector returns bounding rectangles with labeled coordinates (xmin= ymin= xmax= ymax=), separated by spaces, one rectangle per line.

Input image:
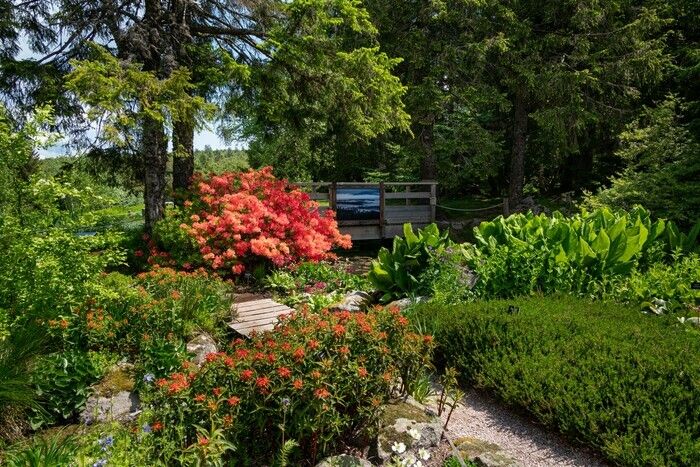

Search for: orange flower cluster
xmin=147 ymin=306 xmax=434 ymax=464
xmin=178 ymin=167 xmax=351 ymax=275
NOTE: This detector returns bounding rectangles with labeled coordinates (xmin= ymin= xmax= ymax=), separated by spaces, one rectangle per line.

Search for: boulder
xmin=187 ymin=333 xmax=218 ymax=366
xmin=329 ymin=291 xmax=372 ymax=313
xmin=316 ymin=454 xmax=373 ymax=467
xmin=81 ymin=391 xmax=140 ymax=425
xmin=80 ymin=362 xmax=139 ymax=425
xmin=454 ymin=437 xmax=519 ymax=467
xmin=386 ymin=297 xmax=429 ymax=311
xmin=377 ymin=400 xmax=442 ymax=463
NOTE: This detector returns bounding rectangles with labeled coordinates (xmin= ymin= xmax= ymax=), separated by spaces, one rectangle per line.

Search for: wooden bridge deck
xmin=229 ymin=298 xmax=294 ymax=336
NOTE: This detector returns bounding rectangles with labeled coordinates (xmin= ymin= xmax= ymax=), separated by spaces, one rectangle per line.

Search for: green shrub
xmin=411 ymin=296 xmax=700 ymax=466
xmin=53 ymin=268 xmax=232 ymax=377
xmin=449 ymin=208 xmax=699 ymax=307
xmin=369 ymin=223 xmax=452 ymax=302
xmin=30 ymin=350 xmax=104 ymax=428
xmin=142 ymin=307 xmax=433 ymax=465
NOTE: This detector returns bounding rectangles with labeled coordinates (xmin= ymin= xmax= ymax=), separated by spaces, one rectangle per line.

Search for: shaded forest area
xmin=1 ymin=0 xmax=698 ymax=228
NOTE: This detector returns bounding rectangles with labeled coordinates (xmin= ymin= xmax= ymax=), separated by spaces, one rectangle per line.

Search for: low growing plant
xmin=369 ymin=223 xmax=452 ymax=302
xmin=142 ymin=306 xmax=434 ymax=465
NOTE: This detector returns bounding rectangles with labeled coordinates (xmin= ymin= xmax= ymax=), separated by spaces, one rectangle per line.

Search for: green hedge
xmin=411 ymin=296 xmax=700 ymax=466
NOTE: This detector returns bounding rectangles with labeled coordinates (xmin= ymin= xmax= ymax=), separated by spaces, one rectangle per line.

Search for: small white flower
xmin=407 ymin=428 xmax=421 ymax=440
xmin=391 ymin=441 xmax=406 ymax=454
xmin=413 ymin=461 xmax=423 ymax=467
xmin=401 ymin=455 xmax=416 ymax=466
xmin=418 ymin=448 xmax=431 ymax=461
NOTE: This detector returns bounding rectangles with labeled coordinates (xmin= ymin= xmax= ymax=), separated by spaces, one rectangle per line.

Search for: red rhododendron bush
xmin=161 ymin=167 xmax=351 ymax=275
xmin=140 ymin=306 xmax=434 ymax=465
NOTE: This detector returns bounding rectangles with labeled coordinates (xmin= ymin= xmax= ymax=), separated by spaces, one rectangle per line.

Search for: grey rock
xmin=685 ymin=317 xmax=700 ymax=326
xmin=377 ymin=401 xmax=442 ymax=463
xmin=316 ymin=454 xmax=373 ymax=467
xmin=455 ymin=437 xmax=519 ymax=467
xmin=475 ymin=452 xmax=520 ymax=467
xmin=386 ymin=297 xmax=429 ymax=311
xmin=451 ymin=222 xmax=465 ymax=230
xmin=187 ymin=333 xmax=218 ymax=366
xmin=81 ymin=390 xmax=140 ymax=425
xmin=329 ymin=291 xmax=372 ymax=313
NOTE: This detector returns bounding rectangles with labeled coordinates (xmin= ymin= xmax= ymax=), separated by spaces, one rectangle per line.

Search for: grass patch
xmin=411 ymin=295 xmax=700 ymax=466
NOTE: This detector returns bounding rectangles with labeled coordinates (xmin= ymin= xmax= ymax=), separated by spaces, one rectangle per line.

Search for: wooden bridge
xmin=297 ymin=181 xmax=437 ymax=241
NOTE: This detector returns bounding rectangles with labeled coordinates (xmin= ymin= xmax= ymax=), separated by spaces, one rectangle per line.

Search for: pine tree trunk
xmin=418 ymin=120 xmax=437 ymax=180
xmin=142 ymin=116 xmax=168 ymax=232
xmin=172 ymin=120 xmax=195 ymax=195
xmin=508 ymin=86 xmax=528 ymax=207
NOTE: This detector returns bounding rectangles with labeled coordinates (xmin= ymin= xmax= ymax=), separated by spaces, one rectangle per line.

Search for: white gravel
xmin=431 ymin=388 xmax=607 ymax=467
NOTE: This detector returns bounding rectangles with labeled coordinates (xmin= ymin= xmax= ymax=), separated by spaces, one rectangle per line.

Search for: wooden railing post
xmin=502 ymin=197 xmax=510 ymax=216
xmin=330 ymin=182 xmax=337 ymax=211
xmin=430 ymin=183 xmax=437 ymax=222
xmin=379 ymin=182 xmax=385 ymax=238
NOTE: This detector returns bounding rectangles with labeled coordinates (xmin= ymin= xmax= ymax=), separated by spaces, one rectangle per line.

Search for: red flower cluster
xmin=179 ymin=168 xmax=352 ymax=274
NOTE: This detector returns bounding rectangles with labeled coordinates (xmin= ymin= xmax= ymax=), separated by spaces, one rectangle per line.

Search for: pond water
xmin=335 ymin=188 xmax=380 ymax=221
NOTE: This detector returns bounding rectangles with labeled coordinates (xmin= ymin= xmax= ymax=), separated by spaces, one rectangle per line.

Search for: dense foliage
xmin=420 ymin=209 xmax=700 ymax=311
xmin=411 ymin=296 xmax=700 ymax=466
xmin=142 ymin=306 xmax=433 ymax=465
xmin=158 ymin=168 xmax=351 ymax=276
xmin=369 ymin=223 xmax=452 ymax=302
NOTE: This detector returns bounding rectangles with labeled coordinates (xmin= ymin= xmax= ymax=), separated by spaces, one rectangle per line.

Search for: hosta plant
xmin=369 ymin=223 xmax=452 ymax=303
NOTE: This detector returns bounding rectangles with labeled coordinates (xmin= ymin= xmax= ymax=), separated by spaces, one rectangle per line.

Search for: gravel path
xmin=433 ymin=388 xmax=607 ymax=467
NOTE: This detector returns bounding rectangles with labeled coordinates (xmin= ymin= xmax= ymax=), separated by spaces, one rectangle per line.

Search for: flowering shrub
xmin=172 ymin=167 xmax=351 ymax=275
xmin=141 ymin=306 xmax=433 ymax=465
xmin=51 ymin=267 xmax=232 ymax=377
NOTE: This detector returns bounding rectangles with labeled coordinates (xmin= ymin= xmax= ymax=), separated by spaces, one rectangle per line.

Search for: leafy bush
xmin=451 ymin=207 xmax=699 ymax=306
xmin=54 ymin=268 xmax=232 ymax=376
xmin=411 ymin=296 xmax=700 ymax=466
xmin=142 ymin=307 xmax=433 ymax=465
xmin=265 ymin=261 xmax=371 ymax=310
xmin=266 ymin=261 xmax=371 ymax=294
xmin=30 ymin=351 xmax=104 ymax=428
xmin=369 ymin=223 xmax=452 ymax=302
xmin=158 ymin=167 xmax=351 ymax=276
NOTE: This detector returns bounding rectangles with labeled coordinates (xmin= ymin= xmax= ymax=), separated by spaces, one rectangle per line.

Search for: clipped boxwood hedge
xmin=411 ymin=296 xmax=700 ymax=466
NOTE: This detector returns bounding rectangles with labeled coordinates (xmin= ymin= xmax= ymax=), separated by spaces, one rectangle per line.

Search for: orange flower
xmin=240 ymin=369 xmax=254 ymax=381
xmin=277 ymin=366 xmax=292 ymax=378
xmin=256 ymin=376 xmax=270 ymax=389
xmin=195 ymin=394 xmax=206 ymax=402
xmin=171 ymin=290 xmax=181 ymax=300
xmin=293 ymin=379 xmax=303 ymax=390
xmin=358 ymin=367 xmax=368 ymax=378
xmin=227 ymin=396 xmax=241 ymax=406
xmin=307 ymin=339 xmax=320 ymax=350
xmin=152 ymin=421 xmax=164 ymax=431
xmin=198 ymin=436 xmax=209 ymax=446
xmin=332 ymin=324 xmax=346 ymax=337
xmin=314 ymin=387 xmax=331 ymax=399
xmin=339 ymin=345 xmax=350 ymax=355
xmin=293 ymin=347 xmax=305 ymax=361
xmin=213 ymin=387 xmax=222 ymax=397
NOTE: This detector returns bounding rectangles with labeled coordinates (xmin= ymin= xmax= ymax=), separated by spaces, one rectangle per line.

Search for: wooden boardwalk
xmin=229 ymin=298 xmax=294 ymax=336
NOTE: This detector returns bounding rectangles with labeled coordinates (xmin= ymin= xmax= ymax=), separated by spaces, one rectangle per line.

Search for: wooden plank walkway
xmin=228 ymin=298 xmax=294 ymax=336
